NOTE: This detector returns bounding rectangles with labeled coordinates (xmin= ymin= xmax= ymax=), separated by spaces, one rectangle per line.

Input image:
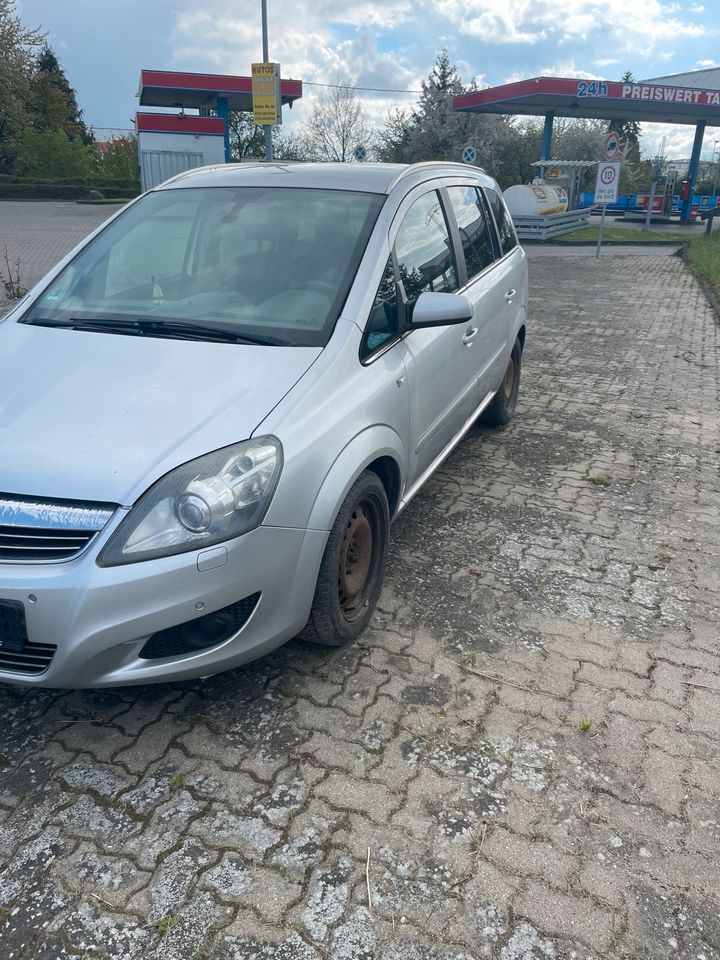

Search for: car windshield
xmin=23 ymin=186 xmax=385 ymax=347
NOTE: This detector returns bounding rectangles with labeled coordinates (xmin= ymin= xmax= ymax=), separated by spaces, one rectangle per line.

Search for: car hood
xmin=0 ymin=322 xmax=321 ymax=505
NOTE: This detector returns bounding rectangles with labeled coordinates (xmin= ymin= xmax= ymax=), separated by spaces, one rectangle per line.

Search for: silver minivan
xmin=0 ymin=161 xmax=528 ymax=687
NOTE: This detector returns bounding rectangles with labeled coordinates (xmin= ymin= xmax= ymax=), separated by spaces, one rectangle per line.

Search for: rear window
xmin=484 ymin=187 xmax=517 ymax=257
xmin=26 ymin=186 xmax=385 ymax=347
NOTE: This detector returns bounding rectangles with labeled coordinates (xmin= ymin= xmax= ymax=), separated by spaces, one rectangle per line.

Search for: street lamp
xmin=261 ymin=0 xmax=273 ymax=162
xmin=712 ymin=140 xmax=719 ymax=198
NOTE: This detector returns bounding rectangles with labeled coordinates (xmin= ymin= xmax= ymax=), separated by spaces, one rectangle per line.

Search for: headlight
xmin=97 ymin=437 xmax=283 ymax=566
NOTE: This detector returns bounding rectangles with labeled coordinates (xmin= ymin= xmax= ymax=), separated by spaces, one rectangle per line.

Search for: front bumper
xmin=0 ymin=524 xmax=328 ymax=687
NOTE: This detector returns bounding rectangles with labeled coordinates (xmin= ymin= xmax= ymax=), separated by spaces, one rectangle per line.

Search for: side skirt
xmin=396 ymin=389 xmax=496 ymax=516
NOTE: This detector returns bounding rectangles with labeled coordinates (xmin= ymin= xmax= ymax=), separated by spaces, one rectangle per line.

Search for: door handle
xmin=462 ymin=326 xmax=478 ymax=346
xmin=505 ymin=289 xmax=516 ymax=302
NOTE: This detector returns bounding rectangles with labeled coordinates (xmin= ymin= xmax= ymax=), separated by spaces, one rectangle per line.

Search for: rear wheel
xmin=479 ymin=336 xmax=522 ymax=427
xmin=301 ymin=470 xmax=389 ymax=647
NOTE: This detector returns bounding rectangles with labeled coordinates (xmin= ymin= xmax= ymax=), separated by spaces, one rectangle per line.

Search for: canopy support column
xmin=216 ymin=96 xmax=231 ymax=162
xmin=682 ymin=121 xmax=705 ymax=223
xmin=540 ymin=111 xmax=554 ymax=178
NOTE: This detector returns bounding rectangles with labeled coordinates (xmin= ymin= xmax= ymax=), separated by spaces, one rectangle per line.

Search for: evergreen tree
xmin=375 ymin=50 xmax=511 ymax=179
xmin=32 ymin=45 xmax=92 ymax=144
xmin=609 ymin=70 xmax=642 ymax=164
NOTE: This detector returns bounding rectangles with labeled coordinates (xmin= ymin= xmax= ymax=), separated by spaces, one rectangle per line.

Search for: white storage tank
xmin=504 ymin=183 xmax=568 ymax=217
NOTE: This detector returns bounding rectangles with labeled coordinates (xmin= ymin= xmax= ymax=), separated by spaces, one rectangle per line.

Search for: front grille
xmin=0 ymin=641 xmax=56 ymax=675
xmin=0 ymin=524 xmax=97 ymax=561
xmin=139 ymin=593 xmax=260 ymax=660
xmin=0 ymin=494 xmax=115 ymax=563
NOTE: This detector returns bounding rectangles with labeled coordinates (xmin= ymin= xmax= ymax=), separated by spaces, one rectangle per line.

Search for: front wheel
xmin=479 ymin=336 xmax=522 ymax=427
xmin=301 ymin=470 xmax=389 ymax=647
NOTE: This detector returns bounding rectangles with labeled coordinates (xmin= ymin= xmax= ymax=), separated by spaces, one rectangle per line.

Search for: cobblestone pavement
xmin=1 ymin=252 xmax=719 ymax=960
xmin=0 ymin=201 xmax=116 ymax=291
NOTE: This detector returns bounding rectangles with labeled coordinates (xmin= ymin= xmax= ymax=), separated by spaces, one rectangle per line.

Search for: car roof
xmin=156 ymin=161 xmax=496 ymax=196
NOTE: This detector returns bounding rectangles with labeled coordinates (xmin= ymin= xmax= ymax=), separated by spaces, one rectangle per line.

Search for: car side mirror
xmin=408 ymin=291 xmax=474 ymax=329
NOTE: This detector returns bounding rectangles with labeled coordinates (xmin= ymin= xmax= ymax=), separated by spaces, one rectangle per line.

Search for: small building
xmin=135 ymin=70 xmax=303 ymax=191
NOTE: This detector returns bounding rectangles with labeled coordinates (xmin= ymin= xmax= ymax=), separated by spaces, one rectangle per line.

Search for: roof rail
xmin=387 ymin=160 xmax=488 ymax=192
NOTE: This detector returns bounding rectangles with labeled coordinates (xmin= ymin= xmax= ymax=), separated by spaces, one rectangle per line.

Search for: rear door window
xmin=446 ymin=186 xmax=496 ymax=282
xmin=484 ymin=187 xmax=518 ymax=257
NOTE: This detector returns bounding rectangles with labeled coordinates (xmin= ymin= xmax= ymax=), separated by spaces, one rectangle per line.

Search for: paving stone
xmin=298 ymin=857 xmax=354 ymax=941
xmin=55 ymin=755 xmax=136 ymax=801
xmin=0 ymin=882 xmax=75 ymax=957
xmin=59 ymin=900 xmax=154 ymax=958
xmin=53 ymin=842 xmax=151 ymax=908
xmin=130 ymin=836 xmax=216 ymax=921
xmin=0 ymin=827 xmax=65 ymax=907
xmin=514 ymin=881 xmax=611 ymax=953
xmin=1 ymin=235 xmax=719 ymax=959
xmin=208 ymin=931 xmax=321 ymax=959
xmin=190 ymin=806 xmax=283 ymax=859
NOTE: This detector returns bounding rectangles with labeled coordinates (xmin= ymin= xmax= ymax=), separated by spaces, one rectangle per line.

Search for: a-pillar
xmin=682 ymin=121 xmax=705 ymax=222
xmin=540 ymin=111 xmax=554 ymax=178
xmin=216 ymin=96 xmax=231 ymax=163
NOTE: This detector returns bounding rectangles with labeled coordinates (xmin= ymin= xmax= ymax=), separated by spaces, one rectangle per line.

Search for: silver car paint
xmin=0 ymin=322 xmax=321 ymax=504
xmin=0 ymin=162 xmax=528 ymax=687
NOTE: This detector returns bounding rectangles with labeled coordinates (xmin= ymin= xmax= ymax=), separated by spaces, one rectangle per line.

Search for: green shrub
xmin=0 ymin=182 xmax=138 ymax=200
xmin=13 ymin=129 xmax=95 ymax=179
xmin=0 ymin=174 xmax=139 ymax=189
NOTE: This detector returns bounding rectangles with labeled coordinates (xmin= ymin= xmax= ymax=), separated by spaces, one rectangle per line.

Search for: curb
xmin=525 ymin=239 xmax=688 ymax=247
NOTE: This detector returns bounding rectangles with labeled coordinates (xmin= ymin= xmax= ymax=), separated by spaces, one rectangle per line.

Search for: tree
xmin=494 ymin=118 xmax=543 ymax=188
xmin=226 ymin=111 xmax=311 ymax=162
xmin=13 ymin=127 xmax=94 ymax=178
xmin=0 ymin=0 xmax=45 ymax=173
xmin=95 ymin=136 xmax=139 ymax=181
xmin=609 ymin=70 xmax=642 ymax=164
xmin=302 ymin=86 xmax=373 ymax=162
xmin=374 ymin=107 xmax=412 ymax=163
xmin=227 ymin=111 xmax=268 ymax=161
xmin=31 ymin=45 xmax=91 ymax=144
xmin=375 ymin=50 xmax=511 ymax=179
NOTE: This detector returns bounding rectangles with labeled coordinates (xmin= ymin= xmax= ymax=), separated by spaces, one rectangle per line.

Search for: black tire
xmin=479 ymin=336 xmax=522 ymax=427
xmin=301 ymin=470 xmax=389 ymax=647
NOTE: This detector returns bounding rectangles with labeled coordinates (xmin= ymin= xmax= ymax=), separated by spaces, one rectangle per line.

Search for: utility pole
xmin=261 ymin=0 xmax=273 ymax=162
xmin=712 ymin=140 xmax=719 ymax=198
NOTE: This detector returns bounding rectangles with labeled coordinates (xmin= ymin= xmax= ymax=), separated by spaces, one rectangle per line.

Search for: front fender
xmin=306 ymin=426 xmax=407 ymax=531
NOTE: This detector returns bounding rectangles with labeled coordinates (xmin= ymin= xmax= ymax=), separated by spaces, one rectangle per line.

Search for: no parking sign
xmin=595 ymin=161 xmax=620 ymax=204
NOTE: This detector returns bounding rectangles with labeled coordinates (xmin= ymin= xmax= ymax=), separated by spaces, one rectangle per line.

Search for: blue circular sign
xmin=354 ymin=144 xmax=367 ymax=162
xmin=462 ymin=144 xmax=476 ymax=164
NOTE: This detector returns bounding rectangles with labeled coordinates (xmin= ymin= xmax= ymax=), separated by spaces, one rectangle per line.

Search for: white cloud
xmin=163 ymin=0 xmax=718 ymax=154
xmin=435 ymin=0 xmax=706 ymax=53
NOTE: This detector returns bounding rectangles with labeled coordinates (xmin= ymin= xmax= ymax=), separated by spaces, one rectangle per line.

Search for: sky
xmin=17 ymin=0 xmax=720 ymax=161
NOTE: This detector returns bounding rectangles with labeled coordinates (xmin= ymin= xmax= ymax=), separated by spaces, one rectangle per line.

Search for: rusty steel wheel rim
xmin=504 ymin=355 xmax=516 ymax=403
xmin=338 ymin=501 xmax=377 ymax=620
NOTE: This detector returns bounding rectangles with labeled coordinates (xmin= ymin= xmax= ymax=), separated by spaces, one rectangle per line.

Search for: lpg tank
xmin=504 ymin=183 xmax=568 ymax=217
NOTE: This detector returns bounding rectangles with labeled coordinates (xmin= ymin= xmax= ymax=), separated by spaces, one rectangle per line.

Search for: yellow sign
xmin=252 ymin=62 xmax=281 ymax=126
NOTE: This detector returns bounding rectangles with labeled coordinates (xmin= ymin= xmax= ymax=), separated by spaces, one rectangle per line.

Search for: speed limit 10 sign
xmin=595 ymin=161 xmax=620 ymax=204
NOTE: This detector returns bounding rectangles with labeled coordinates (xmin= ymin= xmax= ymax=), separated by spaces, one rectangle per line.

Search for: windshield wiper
xmin=22 ymin=316 xmax=288 ymax=346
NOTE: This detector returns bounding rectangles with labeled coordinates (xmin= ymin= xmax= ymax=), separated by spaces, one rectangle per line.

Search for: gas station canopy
xmin=453 ymin=72 xmax=720 ymax=126
xmin=138 ymin=69 xmax=303 ymax=112
xmin=454 ymin=67 xmax=720 ymax=222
